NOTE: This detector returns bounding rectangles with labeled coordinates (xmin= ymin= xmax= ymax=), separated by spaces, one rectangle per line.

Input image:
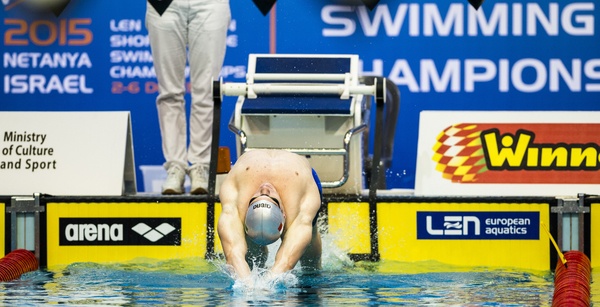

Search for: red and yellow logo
xmin=433 ymin=123 xmax=600 ymax=184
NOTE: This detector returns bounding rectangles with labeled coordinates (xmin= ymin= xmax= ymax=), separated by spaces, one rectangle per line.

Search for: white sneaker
xmin=189 ymin=164 xmax=209 ymax=195
xmin=162 ymin=164 xmax=185 ymax=195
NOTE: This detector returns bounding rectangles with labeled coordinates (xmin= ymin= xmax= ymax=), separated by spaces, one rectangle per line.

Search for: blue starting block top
xmin=254 ymin=57 xmax=353 ymax=74
xmin=241 ymin=95 xmax=353 ymax=115
xmin=242 ymin=55 xmax=358 ymax=115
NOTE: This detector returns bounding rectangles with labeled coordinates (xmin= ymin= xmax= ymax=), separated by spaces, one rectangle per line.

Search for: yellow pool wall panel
xmin=0 ymin=202 xmax=4 ymax=256
xmin=592 ymin=202 xmax=599 ymax=269
xmin=213 ymin=203 xmax=223 ymax=254
xmin=213 ymin=202 xmax=373 ymax=256
xmin=46 ymin=202 xmax=207 ymax=267
xmin=35 ymin=199 xmax=566 ymax=271
xmin=327 ymin=202 xmax=371 ymax=254
xmin=377 ymin=202 xmax=551 ymax=271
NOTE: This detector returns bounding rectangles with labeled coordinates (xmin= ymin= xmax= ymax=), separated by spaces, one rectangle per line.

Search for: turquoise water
xmin=0 ymin=258 xmax=556 ymax=306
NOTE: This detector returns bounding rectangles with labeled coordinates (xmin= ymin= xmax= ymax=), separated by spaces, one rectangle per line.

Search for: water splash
xmin=231 ymin=269 xmax=299 ymax=295
xmin=257 ymin=214 xmax=354 ymax=273
xmin=212 ymin=213 xmax=355 ymax=296
xmin=312 ymin=213 xmax=351 ymax=267
xmin=210 ymin=259 xmax=300 ymax=297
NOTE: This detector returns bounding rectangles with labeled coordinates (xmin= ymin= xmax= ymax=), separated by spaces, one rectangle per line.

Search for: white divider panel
xmin=0 ymin=112 xmax=136 ymax=196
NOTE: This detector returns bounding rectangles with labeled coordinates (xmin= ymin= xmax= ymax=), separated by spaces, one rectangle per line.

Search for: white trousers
xmin=146 ymin=0 xmax=230 ymax=170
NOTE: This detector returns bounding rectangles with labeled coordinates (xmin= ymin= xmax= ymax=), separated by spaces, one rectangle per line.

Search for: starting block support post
xmin=552 ymin=194 xmax=589 ymax=252
xmin=7 ymin=193 xmax=44 ymax=261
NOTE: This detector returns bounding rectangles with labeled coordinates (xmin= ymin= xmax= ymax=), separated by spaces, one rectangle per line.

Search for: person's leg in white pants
xmin=146 ymin=0 xmax=230 ymax=194
xmin=187 ymin=0 xmax=230 ymax=195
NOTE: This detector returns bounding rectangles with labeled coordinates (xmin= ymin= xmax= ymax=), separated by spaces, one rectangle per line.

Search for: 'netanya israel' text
xmin=1 ymin=131 xmax=57 ymax=172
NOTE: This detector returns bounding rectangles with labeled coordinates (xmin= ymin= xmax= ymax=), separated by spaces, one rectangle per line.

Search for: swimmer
xmin=217 ymin=149 xmax=322 ymax=280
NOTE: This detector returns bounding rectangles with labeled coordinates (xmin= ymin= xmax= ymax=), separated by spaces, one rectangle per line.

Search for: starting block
xmin=222 ymin=54 xmax=379 ymax=194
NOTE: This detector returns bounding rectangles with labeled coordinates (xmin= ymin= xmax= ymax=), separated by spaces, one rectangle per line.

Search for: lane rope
xmin=0 ymin=249 xmax=39 ymax=282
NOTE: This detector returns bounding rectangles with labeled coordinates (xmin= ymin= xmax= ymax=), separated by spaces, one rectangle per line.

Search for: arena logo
xmin=432 ymin=123 xmax=600 ymax=184
xmin=417 ymin=211 xmax=539 ymax=240
xmin=64 ymin=223 xmax=123 ymax=242
xmin=132 ymin=222 xmax=176 ymax=242
xmin=59 ymin=217 xmax=181 ymax=246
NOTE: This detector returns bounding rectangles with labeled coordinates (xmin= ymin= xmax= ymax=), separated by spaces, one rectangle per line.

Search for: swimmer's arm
xmin=270 ymin=210 xmax=315 ymax=275
xmin=217 ymin=201 xmax=251 ymax=279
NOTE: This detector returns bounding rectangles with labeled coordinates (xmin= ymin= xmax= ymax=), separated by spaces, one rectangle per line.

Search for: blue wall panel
xmin=2 ymin=1 xmax=599 ymax=191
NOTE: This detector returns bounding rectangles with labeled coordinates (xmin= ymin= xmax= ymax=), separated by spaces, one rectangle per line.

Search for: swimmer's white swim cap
xmin=244 ymin=198 xmax=284 ymax=246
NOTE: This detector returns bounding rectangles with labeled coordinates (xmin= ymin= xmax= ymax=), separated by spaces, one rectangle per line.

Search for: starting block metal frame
xmin=553 ymin=193 xmax=590 ymax=253
xmin=209 ymin=54 xmax=387 ymax=258
xmin=219 ymin=54 xmax=385 ymax=194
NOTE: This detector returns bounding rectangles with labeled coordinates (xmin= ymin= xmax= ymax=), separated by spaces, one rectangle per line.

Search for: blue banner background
xmin=2 ymin=0 xmax=599 ymax=192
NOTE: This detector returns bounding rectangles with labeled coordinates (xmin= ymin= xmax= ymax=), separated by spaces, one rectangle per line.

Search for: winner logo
xmin=432 ymin=123 xmax=600 ymax=184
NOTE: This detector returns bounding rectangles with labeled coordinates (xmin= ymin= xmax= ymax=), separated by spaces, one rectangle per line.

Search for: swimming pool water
xmin=0 ymin=258 xmax=559 ymax=306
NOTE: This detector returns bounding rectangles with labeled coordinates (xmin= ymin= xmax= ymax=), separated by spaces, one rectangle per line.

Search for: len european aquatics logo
xmin=59 ymin=218 xmax=181 ymax=246
xmin=417 ymin=211 xmax=539 ymax=240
